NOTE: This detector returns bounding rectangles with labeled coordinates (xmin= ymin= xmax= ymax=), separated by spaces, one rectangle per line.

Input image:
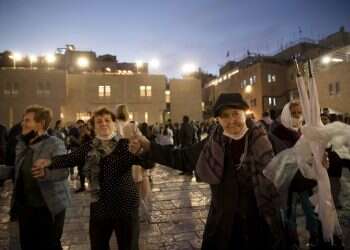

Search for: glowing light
xmin=182 ymin=63 xmax=197 ymax=74
xmin=77 ymin=57 xmax=89 ymax=68
xmin=45 ymin=54 xmax=56 ymax=64
xmin=245 ymin=85 xmax=253 ymax=94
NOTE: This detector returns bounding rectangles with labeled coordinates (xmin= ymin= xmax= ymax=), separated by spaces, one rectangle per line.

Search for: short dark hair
xmin=24 ymin=105 xmax=52 ymax=130
xmin=91 ymin=107 xmax=116 ymax=129
xmin=183 ymin=115 xmax=189 ymax=123
xmin=116 ymin=104 xmax=129 ymax=121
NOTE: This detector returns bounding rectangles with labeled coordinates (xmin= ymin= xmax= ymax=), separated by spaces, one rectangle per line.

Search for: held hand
xmin=128 ymin=135 xmax=151 ymax=155
xmin=32 ymin=159 xmax=51 ymax=178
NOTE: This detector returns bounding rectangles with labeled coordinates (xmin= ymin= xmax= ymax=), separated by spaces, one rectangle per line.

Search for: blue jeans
xmin=285 ymin=191 xmax=321 ymax=242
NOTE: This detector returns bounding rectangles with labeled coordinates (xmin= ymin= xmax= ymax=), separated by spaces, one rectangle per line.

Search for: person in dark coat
xmin=270 ymin=101 xmax=324 ymax=250
xmin=130 ymin=93 xmax=286 ymax=250
xmin=0 ymin=123 xmax=7 ymax=188
xmin=179 ymin=115 xmax=194 ymax=147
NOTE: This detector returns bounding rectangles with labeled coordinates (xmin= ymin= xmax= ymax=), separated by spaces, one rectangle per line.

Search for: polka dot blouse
xmin=49 ymin=138 xmax=153 ymax=218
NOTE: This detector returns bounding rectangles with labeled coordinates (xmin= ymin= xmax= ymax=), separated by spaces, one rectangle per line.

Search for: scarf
xmin=196 ymin=125 xmax=247 ymax=184
xmin=281 ymin=102 xmax=303 ymax=131
xmin=223 ymin=126 xmax=248 ymax=140
xmin=84 ymin=136 xmax=120 ymax=202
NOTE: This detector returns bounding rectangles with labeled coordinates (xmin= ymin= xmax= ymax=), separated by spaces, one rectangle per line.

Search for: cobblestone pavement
xmin=0 ymin=165 xmax=349 ymax=250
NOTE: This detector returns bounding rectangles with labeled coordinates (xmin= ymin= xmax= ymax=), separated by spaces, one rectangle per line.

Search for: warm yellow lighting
xmin=11 ymin=53 xmax=23 ymax=61
xmin=29 ymin=55 xmax=38 ymax=63
xmin=105 ymin=67 xmax=111 ymax=72
xmin=45 ymin=54 xmax=56 ymax=64
xmin=331 ymin=58 xmax=343 ymax=63
xmin=321 ymin=56 xmax=331 ymax=64
xmin=136 ymin=60 xmax=144 ymax=68
xmin=245 ymin=85 xmax=253 ymax=94
xmin=245 ymin=109 xmax=253 ymax=115
xmin=77 ymin=57 xmax=89 ymax=68
xmin=182 ymin=63 xmax=197 ymax=74
xmin=149 ymin=58 xmax=160 ymax=69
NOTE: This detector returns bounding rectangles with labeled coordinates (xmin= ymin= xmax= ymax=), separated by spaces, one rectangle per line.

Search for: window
xmin=165 ymin=90 xmax=170 ymax=103
xmin=268 ymin=74 xmax=276 ymax=83
xmin=145 ymin=112 xmax=148 ymax=123
xmin=129 ymin=112 xmax=134 ymax=120
xmin=37 ymin=82 xmax=51 ymax=96
xmin=335 ymin=82 xmax=340 ymax=95
xmin=253 ymin=75 xmax=256 ymax=84
xmin=37 ymin=82 xmax=44 ymax=95
xmin=76 ymin=112 xmax=91 ymax=121
xmin=98 ymin=85 xmax=111 ymax=97
xmin=268 ymin=97 xmax=277 ymax=106
xmin=44 ymin=82 xmax=51 ymax=95
xmin=243 ymin=80 xmax=247 ymax=87
xmin=268 ymin=74 xmax=272 ymax=83
xmin=240 ymin=81 xmax=244 ymax=89
xmin=4 ymin=82 xmax=19 ymax=96
xmin=328 ymin=83 xmax=334 ymax=96
xmin=249 ymin=77 xmax=253 ymax=85
xmin=146 ymin=86 xmax=152 ymax=97
xmin=140 ymin=86 xmax=146 ymax=97
xmin=4 ymin=82 xmax=11 ymax=95
xmin=99 ymin=86 xmax=105 ymax=97
xmin=12 ymin=82 xmax=19 ymax=95
xmin=272 ymin=75 xmax=276 ymax=82
xmin=201 ymin=102 xmax=205 ymax=111
xmin=105 ymin=85 xmax=111 ymax=97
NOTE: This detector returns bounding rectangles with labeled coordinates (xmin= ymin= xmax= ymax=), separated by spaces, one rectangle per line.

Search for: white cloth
xmin=280 ymin=102 xmax=303 ymax=131
xmin=156 ymin=128 xmax=174 ymax=145
xmin=116 ymin=120 xmax=142 ymax=139
xmin=95 ymin=132 xmax=117 ymax=141
xmin=295 ymin=69 xmax=342 ymax=242
xmin=223 ymin=126 xmax=248 ymax=140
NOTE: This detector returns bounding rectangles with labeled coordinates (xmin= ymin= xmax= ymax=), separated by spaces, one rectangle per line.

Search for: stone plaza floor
xmin=0 ymin=165 xmax=350 ymax=249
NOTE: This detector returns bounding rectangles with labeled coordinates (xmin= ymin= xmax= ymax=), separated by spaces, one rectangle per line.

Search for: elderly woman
xmin=130 ymin=93 xmax=286 ymax=250
xmin=33 ymin=107 xmax=153 ymax=250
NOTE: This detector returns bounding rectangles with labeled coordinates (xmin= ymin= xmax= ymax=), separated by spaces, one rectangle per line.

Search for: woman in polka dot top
xmin=32 ymin=107 xmax=153 ymax=250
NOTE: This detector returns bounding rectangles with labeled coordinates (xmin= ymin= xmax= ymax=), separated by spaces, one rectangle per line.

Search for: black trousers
xmin=78 ymin=164 xmax=86 ymax=189
xmin=89 ymin=207 xmax=139 ymax=250
xmin=18 ymin=205 xmax=65 ymax=250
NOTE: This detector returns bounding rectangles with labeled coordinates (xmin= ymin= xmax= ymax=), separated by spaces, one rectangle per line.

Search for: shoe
xmin=75 ymin=187 xmax=86 ymax=193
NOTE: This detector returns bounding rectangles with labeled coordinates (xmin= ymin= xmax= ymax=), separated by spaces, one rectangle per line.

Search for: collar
xmin=223 ymin=126 xmax=249 ymax=140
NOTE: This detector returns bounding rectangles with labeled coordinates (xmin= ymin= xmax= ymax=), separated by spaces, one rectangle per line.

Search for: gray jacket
xmin=0 ymin=134 xmax=71 ymax=218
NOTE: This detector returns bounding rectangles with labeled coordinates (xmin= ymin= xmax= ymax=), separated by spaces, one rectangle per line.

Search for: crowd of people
xmin=0 ymin=93 xmax=349 ymax=250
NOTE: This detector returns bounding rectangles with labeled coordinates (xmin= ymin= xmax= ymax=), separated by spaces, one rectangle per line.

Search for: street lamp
xmin=149 ymin=58 xmax=160 ymax=70
xmin=45 ymin=54 xmax=56 ymax=69
xmin=321 ymin=56 xmax=331 ymax=64
xmin=9 ymin=53 xmax=23 ymax=69
xmin=181 ymin=63 xmax=197 ymax=75
xmin=136 ymin=60 xmax=144 ymax=73
xmin=77 ymin=57 xmax=90 ymax=69
xmin=245 ymin=85 xmax=252 ymax=94
xmin=244 ymin=85 xmax=253 ymax=109
xmin=29 ymin=55 xmax=38 ymax=69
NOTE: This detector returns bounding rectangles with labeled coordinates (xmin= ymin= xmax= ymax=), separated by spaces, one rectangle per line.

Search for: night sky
xmin=0 ymin=0 xmax=349 ymax=77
